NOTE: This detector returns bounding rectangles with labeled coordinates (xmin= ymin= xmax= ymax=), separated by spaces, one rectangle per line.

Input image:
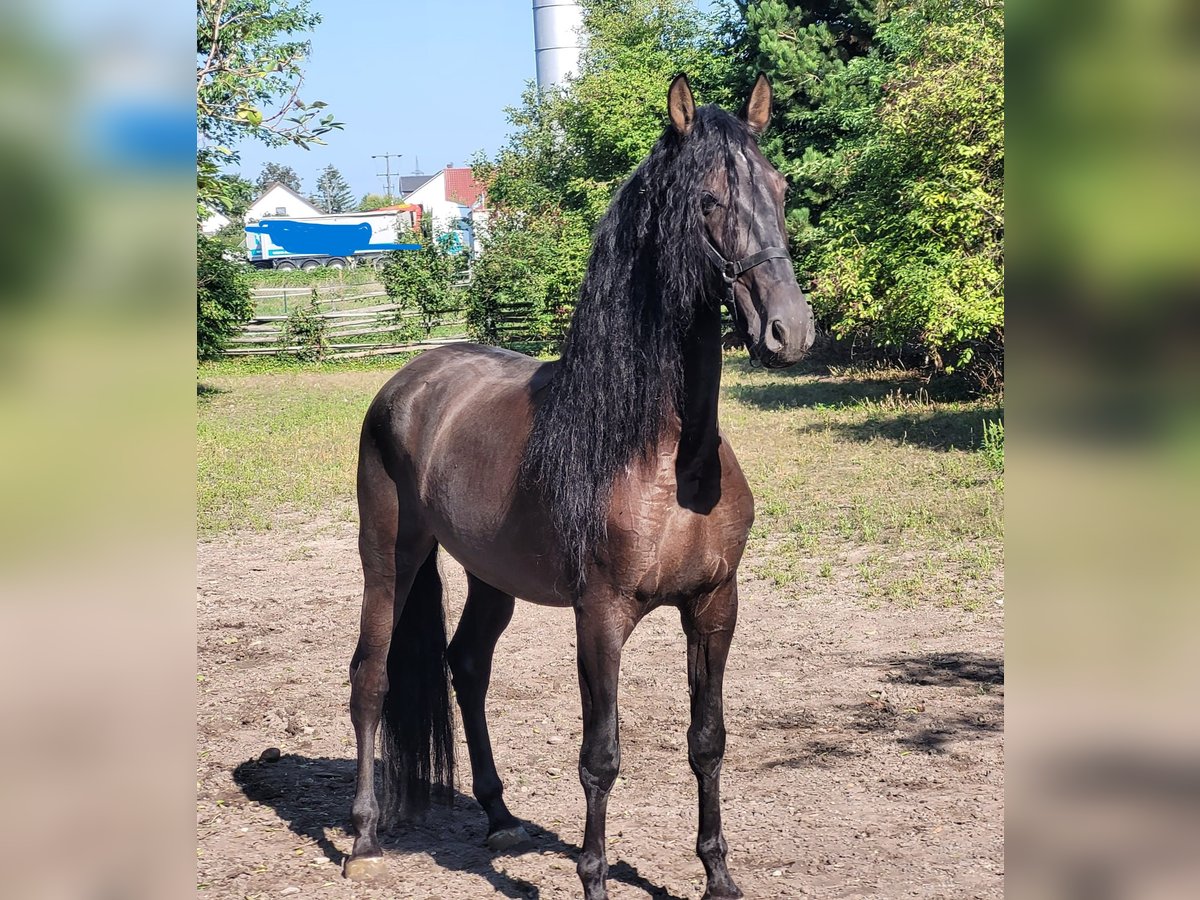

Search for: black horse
xmin=345 ymin=73 xmax=814 ymax=900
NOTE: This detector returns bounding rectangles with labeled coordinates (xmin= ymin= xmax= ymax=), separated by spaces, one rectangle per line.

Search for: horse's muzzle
xmin=753 ymin=296 xmax=814 ymax=367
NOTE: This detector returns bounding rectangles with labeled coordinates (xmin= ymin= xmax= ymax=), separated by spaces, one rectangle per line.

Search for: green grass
xmin=720 ymin=358 xmax=1003 ymax=609
xmin=248 ymin=267 xmax=381 ymax=289
xmin=200 ymin=353 xmax=419 ymax=378
xmin=981 ymin=418 xmax=1004 ymax=472
xmin=197 ymin=352 xmax=1003 ymax=608
xmin=197 ymin=368 xmax=397 ymax=534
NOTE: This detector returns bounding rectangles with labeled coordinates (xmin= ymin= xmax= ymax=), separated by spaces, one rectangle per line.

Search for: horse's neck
xmin=673 ymin=300 xmax=724 ymax=511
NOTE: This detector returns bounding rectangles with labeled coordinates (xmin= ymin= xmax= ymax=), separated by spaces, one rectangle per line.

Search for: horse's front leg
xmin=681 ymin=578 xmax=742 ymax=900
xmin=574 ymin=597 xmax=635 ymax=900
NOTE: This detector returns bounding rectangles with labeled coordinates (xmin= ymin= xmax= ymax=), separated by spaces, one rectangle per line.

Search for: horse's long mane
xmin=520 ymin=105 xmax=753 ymax=593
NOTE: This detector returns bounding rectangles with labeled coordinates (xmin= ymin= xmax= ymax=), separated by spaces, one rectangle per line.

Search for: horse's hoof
xmin=343 ymin=854 xmax=387 ymax=881
xmin=486 ymin=825 xmax=531 ymax=852
xmin=702 ymin=881 xmax=744 ymax=900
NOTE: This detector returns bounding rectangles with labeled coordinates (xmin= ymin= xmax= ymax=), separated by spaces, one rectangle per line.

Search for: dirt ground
xmin=197 ymin=514 xmax=1003 ymax=899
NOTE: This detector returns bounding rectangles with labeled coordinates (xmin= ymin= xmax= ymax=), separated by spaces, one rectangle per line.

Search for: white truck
xmin=244 ymin=205 xmax=423 ymax=270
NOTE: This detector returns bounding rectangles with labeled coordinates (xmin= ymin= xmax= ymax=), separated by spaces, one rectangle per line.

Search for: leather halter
xmin=703 ymin=237 xmax=790 ymax=351
xmin=702 ymin=238 xmax=791 ymax=285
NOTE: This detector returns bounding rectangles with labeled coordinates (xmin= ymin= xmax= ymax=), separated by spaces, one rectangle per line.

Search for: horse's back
xmin=365 ymin=343 xmax=548 ymax=455
xmin=374 ymin=342 xmax=547 ymax=404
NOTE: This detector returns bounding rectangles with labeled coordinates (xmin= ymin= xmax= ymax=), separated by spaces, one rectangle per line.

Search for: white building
xmin=199 ymin=206 xmax=230 ymax=235
xmin=245 ymin=182 xmax=321 ymax=223
xmin=394 ymin=167 xmax=488 ymax=252
xmin=398 ymin=168 xmax=483 ymax=230
xmin=234 ymin=173 xmax=489 ymax=255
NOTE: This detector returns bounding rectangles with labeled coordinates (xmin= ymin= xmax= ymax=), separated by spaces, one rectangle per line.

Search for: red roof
xmin=443 ymin=167 xmax=486 ymax=208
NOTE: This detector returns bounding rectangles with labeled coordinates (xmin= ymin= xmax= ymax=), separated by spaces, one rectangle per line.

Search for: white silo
xmin=532 ymin=0 xmax=584 ymax=90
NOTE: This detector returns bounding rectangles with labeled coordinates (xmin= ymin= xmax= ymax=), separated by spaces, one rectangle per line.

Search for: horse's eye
xmin=700 ymin=192 xmax=719 ymax=215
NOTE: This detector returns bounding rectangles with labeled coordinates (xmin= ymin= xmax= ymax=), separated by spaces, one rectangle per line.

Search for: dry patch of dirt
xmin=197 ymin=516 xmax=1002 ymax=899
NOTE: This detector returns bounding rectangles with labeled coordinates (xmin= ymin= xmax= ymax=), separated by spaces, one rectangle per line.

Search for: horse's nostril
xmin=770 ymin=319 xmax=788 ymax=348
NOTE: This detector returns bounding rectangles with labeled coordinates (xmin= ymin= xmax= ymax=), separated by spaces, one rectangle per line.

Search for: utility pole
xmin=371 ymin=152 xmax=403 ymax=198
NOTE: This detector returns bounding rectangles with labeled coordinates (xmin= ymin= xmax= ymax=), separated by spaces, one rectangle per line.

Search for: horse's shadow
xmin=232 ymin=753 xmax=686 ymax=899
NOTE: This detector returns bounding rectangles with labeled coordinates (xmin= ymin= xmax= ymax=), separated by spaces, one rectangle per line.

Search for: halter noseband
xmin=703 ymin=238 xmax=790 ymax=359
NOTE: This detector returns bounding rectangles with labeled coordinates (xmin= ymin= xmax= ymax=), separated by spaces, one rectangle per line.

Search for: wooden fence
xmin=226 ymin=282 xmax=471 ymax=359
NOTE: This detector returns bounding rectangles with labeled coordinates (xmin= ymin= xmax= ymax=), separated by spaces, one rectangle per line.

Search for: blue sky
xmin=234 ymin=1 xmax=540 ymax=198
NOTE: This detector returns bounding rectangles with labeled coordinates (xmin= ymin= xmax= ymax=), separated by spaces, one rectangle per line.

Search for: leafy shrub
xmin=379 ymin=228 xmax=466 ymax=336
xmin=466 ymin=206 xmax=587 ymax=349
xmin=197 ymin=232 xmax=253 ymax=360
xmin=796 ymin=0 xmax=1004 ymax=376
xmin=280 ymin=290 xmax=329 ymax=360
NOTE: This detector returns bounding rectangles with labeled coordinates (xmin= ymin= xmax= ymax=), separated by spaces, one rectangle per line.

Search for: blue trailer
xmin=244 ymin=207 xmax=422 ymax=270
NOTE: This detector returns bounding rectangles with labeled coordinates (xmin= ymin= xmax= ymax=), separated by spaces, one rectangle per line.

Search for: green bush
xmin=794 ymin=0 xmax=1004 ymax=375
xmin=461 ymin=0 xmax=1003 ymax=384
xmin=279 ymin=290 xmax=329 ymax=360
xmin=379 ymin=228 xmax=466 ymax=337
xmin=466 ymin=206 xmax=587 ymax=349
xmin=197 ymin=232 xmax=253 ymax=360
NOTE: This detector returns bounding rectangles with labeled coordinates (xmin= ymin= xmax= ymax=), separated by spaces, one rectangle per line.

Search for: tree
xmin=737 ymin=0 xmax=882 ymax=231
xmin=220 ymin=173 xmax=256 ymax=218
xmin=380 ymin=229 xmax=468 ymax=337
xmin=767 ymin=0 xmax=1005 ymax=375
xmin=196 ymin=0 xmax=342 ymax=214
xmin=254 ymin=162 xmax=303 ymax=195
xmin=359 ymin=193 xmax=402 ymax=211
xmin=312 ymin=164 xmax=354 ymax=213
xmin=196 ymin=0 xmax=341 ymax=360
xmin=468 ymin=0 xmax=1004 ymax=381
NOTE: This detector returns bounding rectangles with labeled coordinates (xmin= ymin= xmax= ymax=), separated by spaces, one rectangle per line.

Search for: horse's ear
xmin=741 ymin=73 xmax=772 ymax=136
xmin=668 ymin=73 xmax=696 ymax=136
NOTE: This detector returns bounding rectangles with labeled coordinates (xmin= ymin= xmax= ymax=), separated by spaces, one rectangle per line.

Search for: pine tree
xmin=254 ymin=162 xmax=303 ymax=195
xmin=313 ymin=164 xmax=354 ymax=213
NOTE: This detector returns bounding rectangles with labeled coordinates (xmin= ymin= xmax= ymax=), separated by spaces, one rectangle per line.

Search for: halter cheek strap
xmin=703 ymin=238 xmax=791 ymax=356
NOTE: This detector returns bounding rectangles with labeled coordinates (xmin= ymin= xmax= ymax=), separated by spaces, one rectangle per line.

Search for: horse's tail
xmin=379 ymin=545 xmax=455 ymax=820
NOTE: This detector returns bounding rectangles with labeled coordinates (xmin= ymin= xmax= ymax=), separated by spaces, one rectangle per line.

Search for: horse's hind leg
xmin=446 ymin=574 xmax=526 ymax=850
xmin=681 ymin=579 xmax=742 ymax=900
xmin=344 ymin=438 xmax=432 ymax=880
